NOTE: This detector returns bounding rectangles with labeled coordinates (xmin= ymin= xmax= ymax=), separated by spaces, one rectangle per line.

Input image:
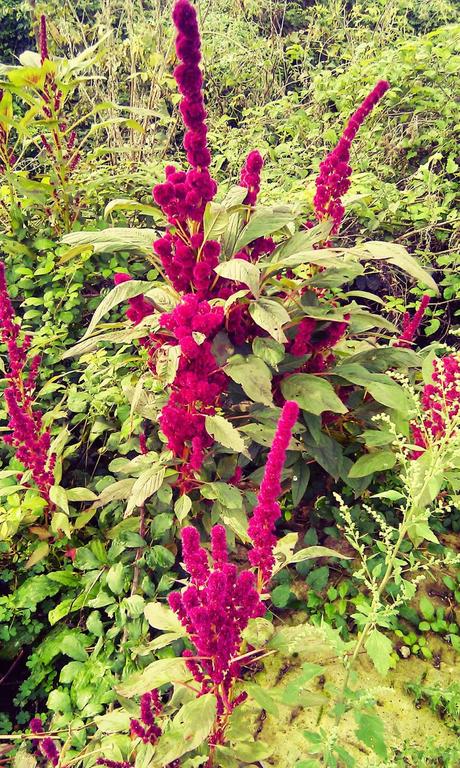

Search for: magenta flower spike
xmin=248 ymin=400 xmax=299 ymax=586
xmin=39 ymin=15 xmax=49 ymax=64
xmin=314 ymin=80 xmax=390 ymax=233
xmin=411 ymin=353 xmax=460 ymax=453
xmin=239 ymin=150 xmax=264 ymax=206
xmin=0 ymin=262 xmax=55 ymax=503
xmin=395 ymin=294 xmax=430 ymax=348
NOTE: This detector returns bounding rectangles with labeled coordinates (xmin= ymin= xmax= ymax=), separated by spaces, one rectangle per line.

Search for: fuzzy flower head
xmin=248 ymin=400 xmax=299 ymax=585
xmin=239 ymin=150 xmax=264 ymax=206
xmin=169 ymin=524 xmax=264 ymax=712
xmin=314 ymin=80 xmax=390 ymax=233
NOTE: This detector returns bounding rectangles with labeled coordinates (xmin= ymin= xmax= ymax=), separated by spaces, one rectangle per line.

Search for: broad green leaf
xmin=49 ymin=485 xmax=69 ymax=514
xmin=263 ymin=220 xmax=333 ymax=265
xmin=117 ymin=658 xmax=189 ymax=696
xmin=291 ymin=461 xmax=310 ymax=507
xmin=354 ymin=711 xmax=387 ymax=760
xmin=81 ymin=279 xmax=155 ymax=339
xmin=107 ymin=562 xmax=125 ymax=595
xmin=61 ymin=634 xmax=88 ymax=662
xmin=25 ymin=541 xmax=49 ymax=569
xmin=48 ymin=599 xmax=74 ymax=626
xmin=104 ymin=198 xmax=161 ymax=220
xmin=242 ymin=617 xmax=275 ymax=646
xmin=281 ymin=374 xmax=347 ymax=415
xmin=348 ymin=451 xmax=396 ymax=478
xmin=245 ymin=683 xmax=279 ymax=716
xmin=144 ymin=602 xmax=185 ymax=633
xmin=66 ymin=487 xmax=98 ymax=502
xmin=215 ymin=259 xmax=260 ymax=297
xmin=252 ymin=337 xmax=284 ymax=368
xmin=175 ymin=494 xmax=192 ymax=522
xmin=203 ymin=202 xmax=228 ymax=241
xmin=155 ymin=694 xmax=216 ymax=764
xmin=232 ymin=207 xmax=295 ymax=253
xmin=289 ymin=546 xmax=351 ymax=563
xmin=361 ymin=241 xmax=438 ymax=293
xmin=61 ymin=228 xmax=157 ymax=256
xmin=205 ymin=414 xmax=249 ymax=456
xmin=226 ymin=354 xmax=273 ymax=406
xmin=202 ymin=482 xmax=243 ymax=509
xmin=94 ymin=709 xmax=131 ymax=734
xmin=249 ymin=297 xmax=290 ymax=343
xmin=364 ymin=628 xmax=393 ymax=676
xmin=124 ymin=465 xmax=166 ymax=517
xmin=220 ymin=185 xmax=248 ymax=209
xmin=419 ymin=595 xmax=435 ymax=621
xmin=366 ymin=380 xmax=410 ymax=414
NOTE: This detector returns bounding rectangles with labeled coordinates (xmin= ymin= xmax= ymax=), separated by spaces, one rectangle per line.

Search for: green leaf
xmin=291 ymin=461 xmax=310 ymax=507
xmin=232 ymin=207 xmax=295 ymax=253
xmin=144 ymin=602 xmax=185 ymax=633
xmin=252 ymin=337 xmax=285 ymax=368
xmin=25 ymin=541 xmax=50 ymax=569
xmin=61 ymin=634 xmax=88 ymax=662
xmin=364 ymin=629 xmax=393 ymax=676
xmin=419 ymin=595 xmax=435 ymax=621
xmin=49 ymin=599 xmax=75 ymax=626
xmin=203 ymin=202 xmax=229 ymax=241
xmin=175 ymin=494 xmax=192 ymax=522
xmin=155 ymin=694 xmax=217 ymax=765
xmin=245 ymin=683 xmax=279 ymax=716
xmin=361 ymin=241 xmax=438 ymax=294
xmin=290 ymin=546 xmax=351 ymax=563
xmin=66 ymin=487 xmax=98 ymax=502
xmin=61 ymin=228 xmax=157 ymax=256
xmin=249 ymin=298 xmax=290 ymax=343
xmin=366 ymin=381 xmax=410 ymax=414
xmin=49 ymin=485 xmax=69 ymax=514
xmin=354 ymin=711 xmax=388 ymax=760
xmin=205 ymin=414 xmax=249 ymax=456
xmin=348 ymin=451 xmax=396 ymax=478
xmin=14 ymin=575 xmax=60 ymax=610
xmin=203 ymin=482 xmax=243 ymax=509
xmin=148 ymin=545 xmax=175 ymax=569
xmin=94 ymin=709 xmax=131 ymax=733
xmin=104 ymin=198 xmax=161 ymax=220
xmin=107 ymin=562 xmax=125 ymax=595
xmin=117 ymin=657 xmax=189 ymax=697
xmin=124 ymin=465 xmax=166 ymax=517
xmin=214 ymin=259 xmax=260 ymax=297
xmin=226 ymin=354 xmax=273 ymax=406
xmin=81 ymin=279 xmax=155 ymax=339
xmin=281 ymin=374 xmax=347 ymax=416
xmin=271 ymin=583 xmax=292 ymax=608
